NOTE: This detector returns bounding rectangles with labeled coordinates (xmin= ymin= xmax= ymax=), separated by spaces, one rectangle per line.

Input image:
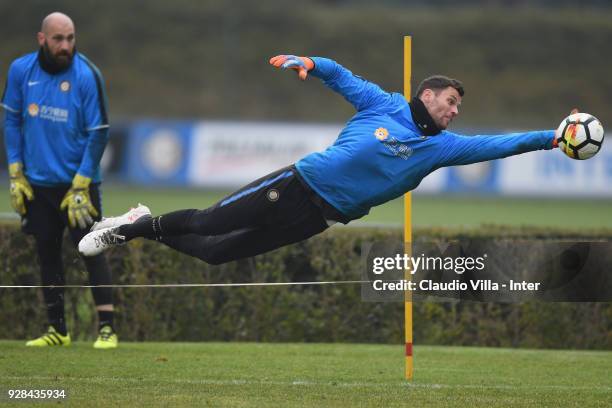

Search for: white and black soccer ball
xmin=556 ymin=113 xmax=604 ymax=160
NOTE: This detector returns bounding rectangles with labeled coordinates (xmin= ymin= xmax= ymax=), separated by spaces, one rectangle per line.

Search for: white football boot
xmin=79 ymin=227 xmax=126 ymax=256
xmin=91 ymin=204 xmax=151 ymax=231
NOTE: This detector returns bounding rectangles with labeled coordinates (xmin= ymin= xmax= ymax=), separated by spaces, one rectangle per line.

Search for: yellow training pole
xmin=403 ymin=35 xmax=414 ymax=381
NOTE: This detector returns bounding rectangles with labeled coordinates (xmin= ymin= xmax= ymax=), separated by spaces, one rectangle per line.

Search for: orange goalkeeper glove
xmin=554 ymin=108 xmax=579 ymax=148
xmin=269 ymin=55 xmax=314 ymax=81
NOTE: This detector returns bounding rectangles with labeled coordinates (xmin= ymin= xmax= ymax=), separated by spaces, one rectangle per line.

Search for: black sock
xmin=119 ymin=210 xmax=198 ymax=241
xmin=119 ymin=215 xmax=156 ymax=241
xmin=98 ymin=310 xmax=114 ymax=331
xmin=47 ymin=297 xmax=67 ymax=336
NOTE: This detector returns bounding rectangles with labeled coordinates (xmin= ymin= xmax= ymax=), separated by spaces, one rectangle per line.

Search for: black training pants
xmin=23 ymin=184 xmax=113 ymax=311
xmin=146 ymin=166 xmax=344 ymax=265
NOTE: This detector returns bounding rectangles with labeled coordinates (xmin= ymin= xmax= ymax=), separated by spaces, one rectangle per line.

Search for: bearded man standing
xmin=2 ymin=12 xmax=117 ymax=348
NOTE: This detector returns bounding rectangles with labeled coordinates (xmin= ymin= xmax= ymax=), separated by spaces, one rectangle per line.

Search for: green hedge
xmin=0 ymin=224 xmax=610 ymax=349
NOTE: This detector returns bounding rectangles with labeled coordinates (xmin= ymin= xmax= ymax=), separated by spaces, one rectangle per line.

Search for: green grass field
xmin=2 ymin=184 xmax=610 ymax=228
xmin=1 ymin=185 xmax=610 ymax=407
xmin=0 ymin=342 xmax=610 ymax=407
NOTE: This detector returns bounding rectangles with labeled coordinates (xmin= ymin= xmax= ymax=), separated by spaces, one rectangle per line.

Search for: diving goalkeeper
xmin=79 ymin=55 xmax=562 ymax=263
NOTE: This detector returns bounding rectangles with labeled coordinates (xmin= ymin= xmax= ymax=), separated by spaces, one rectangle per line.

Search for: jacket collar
xmin=409 ymin=97 xmax=442 ymax=136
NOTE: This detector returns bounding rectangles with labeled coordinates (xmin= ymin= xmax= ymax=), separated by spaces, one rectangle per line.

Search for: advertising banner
xmin=188 ymin=121 xmax=340 ymax=188
xmin=123 ymin=121 xmax=611 ymax=197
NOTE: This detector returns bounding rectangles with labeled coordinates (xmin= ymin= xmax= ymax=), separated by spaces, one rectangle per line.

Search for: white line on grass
xmin=4 ymin=375 xmax=610 ymax=392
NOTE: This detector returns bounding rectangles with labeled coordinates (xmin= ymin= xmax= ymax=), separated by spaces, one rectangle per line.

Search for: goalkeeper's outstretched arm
xmin=438 ymin=109 xmax=578 ymax=166
xmin=439 ymin=129 xmax=556 ymax=167
xmin=270 ymin=54 xmax=392 ymax=112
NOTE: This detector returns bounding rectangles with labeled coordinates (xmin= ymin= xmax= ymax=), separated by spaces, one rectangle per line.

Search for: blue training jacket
xmin=295 ymin=57 xmax=554 ymax=220
xmin=2 ymin=51 xmax=109 ymax=186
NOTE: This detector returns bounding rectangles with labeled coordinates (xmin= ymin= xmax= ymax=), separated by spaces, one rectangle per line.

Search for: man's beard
xmin=42 ymin=41 xmax=74 ymax=71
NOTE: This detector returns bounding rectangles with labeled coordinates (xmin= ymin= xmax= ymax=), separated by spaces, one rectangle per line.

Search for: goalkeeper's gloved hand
xmin=553 ymin=108 xmax=579 ymax=148
xmin=8 ymin=162 xmax=34 ymax=215
xmin=269 ymin=55 xmax=314 ymax=80
xmin=60 ymin=174 xmax=99 ymax=229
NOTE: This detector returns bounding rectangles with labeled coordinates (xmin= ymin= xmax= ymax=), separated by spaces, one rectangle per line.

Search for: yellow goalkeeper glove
xmin=60 ymin=174 xmax=99 ymax=229
xmin=8 ymin=162 xmax=34 ymax=215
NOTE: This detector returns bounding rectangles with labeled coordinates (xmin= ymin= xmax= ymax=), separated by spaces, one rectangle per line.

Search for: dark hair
xmin=415 ymin=75 xmax=464 ymax=98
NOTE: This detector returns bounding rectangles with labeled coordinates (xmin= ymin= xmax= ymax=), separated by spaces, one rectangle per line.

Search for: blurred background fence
xmin=2 ymin=1 xmax=612 ymax=199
